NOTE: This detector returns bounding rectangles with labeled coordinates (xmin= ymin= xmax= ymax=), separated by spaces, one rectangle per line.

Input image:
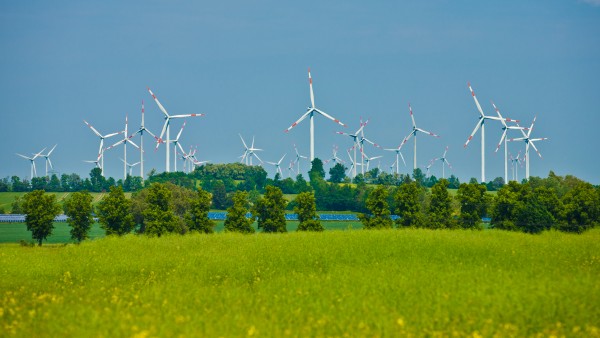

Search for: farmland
xmin=1 ymin=228 xmax=599 ymax=337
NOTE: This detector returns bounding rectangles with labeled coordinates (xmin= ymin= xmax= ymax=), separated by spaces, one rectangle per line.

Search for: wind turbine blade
xmin=126 ymin=139 xmax=140 ymax=149
xmin=47 ymin=158 xmax=54 ymax=169
xmin=527 ymin=116 xmax=537 ymax=138
xmin=156 ymin=120 xmax=169 ymax=146
xmin=284 ymin=109 xmax=312 ymax=132
xmin=416 ymin=127 xmax=440 ymax=138
xmin=170 ymin=114 xmax=205 ymax=118
xmin=239 ymin=134 xmax=249 ymax=149
xmin=308 ymin=68 xmax=315 ymax=108
xmin=464 ymin=119 xmax=483 ymax=148
xmin=16 ymin=153 xmax=31 ymax=160
xmin=47 ymin=144 xmax=58 ymax=156
xmin=253 ymin=152 xmax=263 ymax=163
xmin=408 ymin=103 xmax=417 ymax=128
xmin=529 ymin=140 xmax=543 ymax=158
xmin=314 ymin=108 xmax=346 ymax=127
xmin=468 ymin=82 xmax=485 ymax=117
xmin=278 ymin=153 xmax=287 ymax=164
xmin=495 ymin=130 xmax=507 ymax=153
xmin=83 ymin=120 xmax=102 ymax=137
xmin=175 ymin=121 xmax=187 ymax=141
xmin=147 ymin=87 xmax=169 ymax=117
xmin=177 ymin=142 xmax=187 ymax=155
xmin=399 ymin=152 xmax=406 ymax=166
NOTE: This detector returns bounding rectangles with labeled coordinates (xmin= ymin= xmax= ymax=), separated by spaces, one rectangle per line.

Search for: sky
xmin=1 ymin=0 xmax=599 ymax=184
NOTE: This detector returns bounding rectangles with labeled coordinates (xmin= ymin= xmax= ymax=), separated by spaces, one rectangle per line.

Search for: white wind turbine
xmin=131 ymin=100 xmax=157 ymax=179
xmin=337 ymin=118 xmax=381 ymax=176
xmin=463 ymin=83 xmax=505 ymax=183
xmin=147 ymin=87 xmax=205 ymax=173
xmin=40 ymin=144 xmax=58 ymax=177
xmin=346 ymin=147 xmax=361 ymax=176
xmin=383 ymin=143 xmax=407 ymax=175
xmin=83 ymin=159 xmax=101 ymax=169
xmin=400 ymin=103 xmax=440 ymax=171
xmin=239 ymin=134 xmax=263 ymax=165
xmin=424 ymin=159 xmax=435 ymax=178
xmin=360 ymin=149 xmax=382 ymax=172
xmin=293 ymin=144 xmax=308 ymax=175
xmin=492 ymin=101 xmax=523 ymax=184
xmin=433 ymin=146 xmax=452 ymax=179
xmin=284 ymin=68 xmax=347 ymax=161
xmin=509 ymin=151 xmax=522 ymax=182
xmin=105 ymin=115 xmax=140 ymax=180
xmin=16 ymin=147 xmax=46 ymax=179
xmin=155 ymin=121 xmax=187 ymax=172
xmin=324 ymin=145 xmax=345 ymax=166
xmin=508 ymin=116 xmax=548 ymax=180
xmin=287 ymin=160 xmax=295 ymax=178
xmin=266 ymin=154 xmax=287 ymax=177
xmin=120 ymin=158 xmax=141 ymax=177
xmin=83 ymin=120 xmax=123 ymax=176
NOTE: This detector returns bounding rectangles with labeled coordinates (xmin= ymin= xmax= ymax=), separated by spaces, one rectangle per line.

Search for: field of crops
xmin=1 ymin=228 xmax=599 ymax=336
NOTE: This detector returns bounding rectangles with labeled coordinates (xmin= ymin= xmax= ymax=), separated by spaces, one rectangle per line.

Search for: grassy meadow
xmin=1 ymin=229 xmax=599 ymax=337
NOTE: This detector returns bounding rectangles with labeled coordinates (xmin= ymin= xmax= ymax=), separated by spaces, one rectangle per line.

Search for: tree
xmin=308 ymin=158 xmax=326 ymax=181
xmin=412 ymin=168 xmax=426 ymax=186
xmin=395 ymin=182 xmax=426 ymax=228
xmin=212 ymin=180 xmax=229 ymax=209
xmin=560 ymin=181 xmax=600 ymax=233
xmin=490 ymin=181 xmax=525 ymax=231
xmin=224 ymin=191 xmax=255 ymax=233
xmin=360 ymin=185 xmax=393 ymax=229
xmin=97 ymin=185 xmax=135 ymax=236
xmin=47 ymin=174 xmax=62 ymax=192
xmin=328 ymin=163 xmax=346 ymax=184
xmin=143 ymin=183 xmax=183 ymax=236
xmin=21 ymin=190 xmax=61 ymax=246
xmin=252 ymin=185 xmax=287 ymax=233
xmin=456 ymin=182 xmax=487 ymax=229
xmin=447 ymin=175 xmax=460 ymax=189
xmin=294 ymin=191 xmax=323 ymax=231
xmin=428 ymin=179 xmax=455 ymax=229
xmin=89 ymin=167 xmax=105 ymax=192
xmin=295 ymin=174 xmax=311 ymax=193
xmin=63 ymin=191 xmax=94 ymax=242
xmin=186 ymin=187 xmax=216 ymax=233
xmin=11 ymin=196 xmax=23 ymax=214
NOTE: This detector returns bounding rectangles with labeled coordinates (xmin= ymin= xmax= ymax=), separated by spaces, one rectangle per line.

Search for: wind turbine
xmin=293 ymin=144 xmax=308 ymax=175
xmin=284 ymin=68 xmax=347 ymax=161
xmin=40 ymin=144 xmax=58 ymax=177
xmin=424 ymin=159 xmax=434 ymax=177
xmin=83 ymin=120 xmax=123 ymax=176
xmin=83 ymin=159 xmax=101 ymax=169
xmin=287 ymin=160 xmax=295 ymax=178
xmin=155 ymin=121 xmax=187 ymax=172
xmin=337 ymin=118 xmax=380 ymax=176
xmin=360 ymin=149 xmax=382 ymax=172
xmin=131 ymin=100 xmax=157 ymax=180
xmin=492 ymin=101 xmax=524 ymax=184
xmin=324 ymin=145 xmax=345 ymax=166
xmin=346 ymin=147 xmax=361 ymax=176
xmin=266 ymin=154 xmax=287 ymax=177
xmin=383 ymin=143 xmax=407 ymax=175
xmin=239 ymin=135 xmax=263 ymax=165
xmin=400 ymin=103 xmax=440 ymax=171
xmin=463 ymin=83 xmax=504 ymax=183
xmin=508 ymin=116 xmax=548 ymax=180
xmin=509 ymin=151 xmax=522 ymax=182
xmin=433 ymin=146 xmax=452 ymax=179
xmin=16 ymin=147 xmax=46 ymax=179
xmin=105 ymin=115 xmax=140 ymax=180
xmin=120 ymin=158 xmax=141 ymax=177
xmin=147 ymin=87 xmax=205 ymax=173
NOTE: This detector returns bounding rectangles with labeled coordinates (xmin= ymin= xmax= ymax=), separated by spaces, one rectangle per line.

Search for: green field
xmin=0 ymin=221 xmax=364 ymax=244
xmin=1 ymin=229 xmax=599 ymax=336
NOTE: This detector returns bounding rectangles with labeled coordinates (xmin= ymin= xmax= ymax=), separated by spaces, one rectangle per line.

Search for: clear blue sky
xmin=1 ymin=0 xmax=599 ymax=183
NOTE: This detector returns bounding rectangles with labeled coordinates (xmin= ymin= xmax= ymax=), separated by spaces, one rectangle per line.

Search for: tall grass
xmin=1 ymin=229 xmax=599 ymax=337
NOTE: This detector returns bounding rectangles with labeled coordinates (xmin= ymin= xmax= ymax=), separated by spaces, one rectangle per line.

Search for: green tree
xmin=252 ymin=185 xmax=287 ymax=233
xmin=47 ymin=174 xmax=62 ymax=192
xmin=456 ymin=182 xmax=487 ymax=229
xmin=328 ymin=163 xmax=346 ymax=184
xmin=97 ymin=185 xmax=135 ymax=236
xmin=428 ymin=179 xmax=455 ymax=229
xmin=11 ymin=196 xmax=23 ymax=214
xmin=63 ymin=191 xmax=94 ymax=242
xmin=212 ymin=180 xmax=229 ymax=209
xmin=412 ymin=168 xmax=426 ymax=186
xmin=89 ymin=167 xmax=105 ymax=192
xmin=308 ymin=158 xmax=326 ymax=181
xmin=21 ymin=190 xmax=61 ymax=246
xmin=395 ymin=181 xmax=426 ymax=228
xmin=143 ymin=183 xmax=183 ymax=236
xmin=490 ymin=181 xmax=525 ymax=231
xmin=560 ymin=181 xmax=600 ymax=233
xmin=224 ymin=191 xmax=255 ymax=233
xmin=294 ymin=191 xmax=323 ymax=231
xmin=360 ymin=185 xmax=393 ymax=229
xmin=186 ymin=187 xmax=216 ymax=233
